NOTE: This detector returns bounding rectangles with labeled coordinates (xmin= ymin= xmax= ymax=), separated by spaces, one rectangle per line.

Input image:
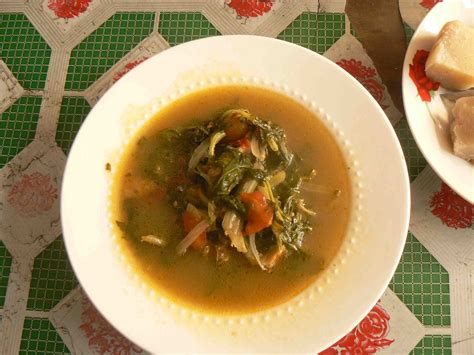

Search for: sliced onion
xmin=280 ymin=142 xmax=293 ymax=164
xmin=222 ymin=211 xmax=247 ymax=253
xmin=297 ymin=200 xmax=317 ymax=216
xmin=269 ymin=170 xmax=286 ymax=187
xmin=221 ymin=108 xmax=252 ymax=121
xmin=300 ymin=182 xmax=338 ymax=195
xmin=263 ymin=180 xmax=276 ymax=202
xmin=241 ymin=179 xmax=258 ymax=193
xmin=250 ymin=134 xmax=267 ymax=161
xmin=249 ymin=234 xmax=266 ymax=271
xmin=207 ymin=201 xmax=217 ymax=223
xmin=188 ymin=138 xmax=210 ymax=171
xmin=208 ymin=131 xmax=226 ymax=157
xmin=176 ymin=219 xmax=210 ymax=255
xmin=257 ymin=185 xmax=270 ymax=200
xmin=141 ymin=235 xmax=167 ymax=246
xmin=267 ymin=136 xmax=279 ymax=151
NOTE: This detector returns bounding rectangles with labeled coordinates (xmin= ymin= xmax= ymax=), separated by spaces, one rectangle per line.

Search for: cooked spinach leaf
xmin=215 ymin=195 xmax=246 ymax=215
xmin=150 ymin=108 xmax=323 ymax=270
xmin=249 ymin=117 xmax=293 ymax=167
xmin=278 ymin=195 xmax=312 ymax=250
xmin=214 ymin=148 xmax=253 ymax=195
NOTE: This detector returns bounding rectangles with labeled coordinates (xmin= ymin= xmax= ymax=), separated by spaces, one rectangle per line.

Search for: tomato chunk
xmin=182 ymin=205 xmax=207 ymax=251
xmin=231 ymin=136 xmax=251 ymax=152
xmin=240 ymin=191 xmax=274 ymax=235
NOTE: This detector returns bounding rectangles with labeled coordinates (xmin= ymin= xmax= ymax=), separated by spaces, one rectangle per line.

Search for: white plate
xmin=402 ymin=0 xmax=474 ymax=203
xmin=61 ymin=36 xmax=410 ymax=353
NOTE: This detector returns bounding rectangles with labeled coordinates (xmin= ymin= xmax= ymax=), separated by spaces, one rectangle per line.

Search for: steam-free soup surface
xmin=112 ymin=85 xmax=351 ymax=314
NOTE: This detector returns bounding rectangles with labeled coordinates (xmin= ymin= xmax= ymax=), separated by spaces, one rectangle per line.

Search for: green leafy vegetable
xmin=214 ymin=148 xmax=253 ymax=195
xmin=148 ymin=108 xmax=329 ymax=271
xmin=215 ymin=195 xmax=246 ymax=215
xmin=248 ymin=117 xmax=294 ymax=167
xmin=278 ymin=195 xmax=312 ymax=250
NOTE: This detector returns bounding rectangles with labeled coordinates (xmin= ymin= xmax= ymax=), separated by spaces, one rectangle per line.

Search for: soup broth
xmin=111 ymin=85 xmax=351 ymax=314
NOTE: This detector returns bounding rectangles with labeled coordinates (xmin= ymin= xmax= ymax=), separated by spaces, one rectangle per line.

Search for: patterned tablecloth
xmin=0 ymin=0 xmax=472 ymax=354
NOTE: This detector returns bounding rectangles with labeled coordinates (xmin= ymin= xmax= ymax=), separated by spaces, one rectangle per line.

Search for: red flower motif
xmin=80 ymin=295 xmax=143 ymax=354
xmin=227 ymin=0 xmax=273 ymax=18
xmin=8 ymin=172 xmax=58 ymax=218
xmin=337 ymin=59 xmax=387 ymax=109
xmin=420 ymin=0 xmax=443 ymax=10
xmin=360 ymin=78 xmax=385 ymax=106
xmin=337 ymin=59 xmax=376 ymax=80
xmin=409 ymin=49 xmax=440 ymax=102
xmin=319 ymin=303 xmax=394 ymax=354
xmin=47 ymin=0 xmax=92 ymax=19
xmin=357 ymin=305 xmax=391 ymax=341
xmin=113 ymin=58 xmax=148 ymax=83
xmin=430 ymin=182 xmax=473 ymax=229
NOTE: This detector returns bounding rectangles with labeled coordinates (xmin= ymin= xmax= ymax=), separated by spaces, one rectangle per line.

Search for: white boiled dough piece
xmin=426 ymin=21 xmax=474 ymax=90
xmin=451 ymin=96 xmax=474 ymax=161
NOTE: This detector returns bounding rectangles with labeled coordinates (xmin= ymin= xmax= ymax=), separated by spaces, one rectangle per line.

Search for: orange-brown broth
xmin=112 ymin=85 xmax=351 ymax=314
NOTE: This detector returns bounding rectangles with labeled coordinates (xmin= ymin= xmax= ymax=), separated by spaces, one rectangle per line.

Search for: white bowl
xmin=402 ymin=0 xmax=474 ymax=204
xmin=61 ymin=35 xmax=410 ymax=353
